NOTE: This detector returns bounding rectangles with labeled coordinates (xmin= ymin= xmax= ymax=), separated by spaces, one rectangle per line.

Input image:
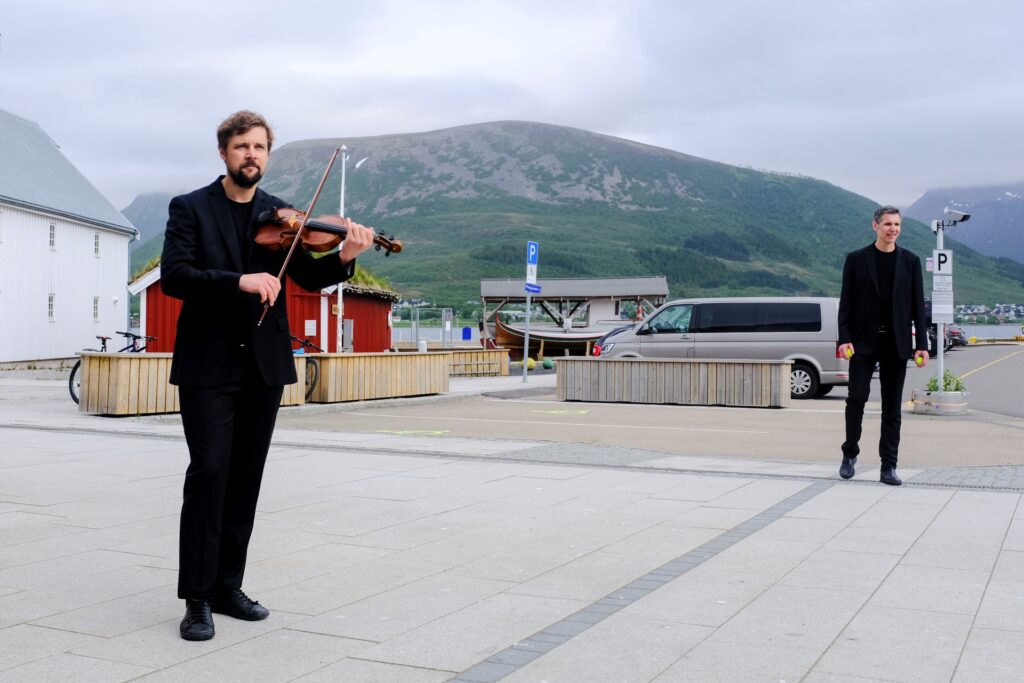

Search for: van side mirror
xmin=635 ymin=325 xmax=650 ymax=336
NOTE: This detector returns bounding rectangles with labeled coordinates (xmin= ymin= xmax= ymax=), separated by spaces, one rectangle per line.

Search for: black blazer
xmin=160 ymin=178 xmax=354 ymax=387
xmin=838 ymin=243 xmax=928 ymax=359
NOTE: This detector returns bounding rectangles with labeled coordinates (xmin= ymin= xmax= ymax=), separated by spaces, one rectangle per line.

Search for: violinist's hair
xmin=217 ymin=110 xmax=275 ymax=152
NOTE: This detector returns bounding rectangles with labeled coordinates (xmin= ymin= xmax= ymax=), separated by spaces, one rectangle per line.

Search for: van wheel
xmin=790 ymin=363 xmax=819 ymax=400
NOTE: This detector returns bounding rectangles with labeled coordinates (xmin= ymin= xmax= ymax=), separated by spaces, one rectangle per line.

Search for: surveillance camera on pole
xmin=931 ymin=207 xmax=971 ymax=233
xmin=943 ymin=208 xmax=970 ymax=223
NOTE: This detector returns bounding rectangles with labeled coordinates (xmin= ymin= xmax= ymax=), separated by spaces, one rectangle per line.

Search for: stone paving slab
xmin=3 ymin=375 xmax=1024 ymax=681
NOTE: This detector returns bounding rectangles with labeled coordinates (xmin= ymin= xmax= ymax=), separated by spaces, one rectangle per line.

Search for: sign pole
xmin=929 ymin=215 xmax=958 ymax=392
xmin=523 ymin=241 xmax=540 ymax=383
xmin=522 ymin=290 xmax=532 ymax=383
xmin=936 ymin=225 xmax=944 ymax=390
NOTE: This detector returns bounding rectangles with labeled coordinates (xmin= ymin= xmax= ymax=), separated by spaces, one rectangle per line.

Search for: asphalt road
xmin=276 ymin=342 xmax=1024 ymax=469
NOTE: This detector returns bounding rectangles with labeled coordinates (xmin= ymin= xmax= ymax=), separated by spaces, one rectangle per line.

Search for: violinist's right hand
xmin=239 ymin=273 xmax=281 ymax=306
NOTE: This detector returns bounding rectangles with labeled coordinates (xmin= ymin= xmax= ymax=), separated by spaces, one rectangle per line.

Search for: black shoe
xmin=839 ymin=456 xmax=857 ymax=480
xmin=180 ymin=599 xmax=214 ymax=641
xmin=212 ymin=588 xmax=269 ymax=621
xmin=880 ymin=468 xmax=902 ymax=486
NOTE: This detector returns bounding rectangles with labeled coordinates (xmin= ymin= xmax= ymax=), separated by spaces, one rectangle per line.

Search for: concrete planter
xmin=911 ymin=389 xmax=968 ymax=415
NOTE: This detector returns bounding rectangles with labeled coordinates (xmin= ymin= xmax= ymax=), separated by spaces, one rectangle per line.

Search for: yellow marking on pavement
xmin=359 ymin=413 xmax=766 ymax=434
xmin=956 ymin=349 xmax=1024 ymax=380
xmin=376 ymin=429 xmax=450 ymax=436
xmin=531 ymin=409 xmax=590 ymax=415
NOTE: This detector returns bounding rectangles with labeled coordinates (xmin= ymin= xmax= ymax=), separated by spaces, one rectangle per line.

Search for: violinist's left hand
xmin=337 ymin=217 xmax=375 ymax=265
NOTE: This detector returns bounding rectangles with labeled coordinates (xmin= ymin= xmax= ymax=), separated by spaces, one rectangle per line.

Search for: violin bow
xmin=257 ymin=146 xmax=341 ymax=326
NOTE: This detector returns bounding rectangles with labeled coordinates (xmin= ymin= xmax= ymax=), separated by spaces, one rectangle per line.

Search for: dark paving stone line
xmin=449 ymin=479 xmax=836 ymax=682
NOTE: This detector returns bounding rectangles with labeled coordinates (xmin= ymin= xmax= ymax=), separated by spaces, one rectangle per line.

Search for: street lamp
xmin=339 ymin=144 xmax=369 ymax=218
xmin=335 ymin=145 xmax=369 ymax=352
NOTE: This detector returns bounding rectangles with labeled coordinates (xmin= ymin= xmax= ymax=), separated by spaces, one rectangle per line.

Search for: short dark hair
xmin=873 ymin=206 xmax=901 ymax=223
xmin=216 ymin=110 xmax=274 ymax=152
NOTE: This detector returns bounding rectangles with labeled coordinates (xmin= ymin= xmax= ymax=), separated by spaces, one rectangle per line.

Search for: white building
xmin=0 ymin=109 xmax=138 ymax=363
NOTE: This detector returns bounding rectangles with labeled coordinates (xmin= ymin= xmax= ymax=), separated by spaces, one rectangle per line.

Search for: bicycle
xmin=69 ymin=330 xmax=157 ymax=404
xmin=291 ymin=336 xmax=324 ymax=402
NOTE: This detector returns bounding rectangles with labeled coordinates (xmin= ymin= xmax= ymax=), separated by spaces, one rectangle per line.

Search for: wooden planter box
xmin=77 ymin=352 xmax=305 ymax=416
xmin=446 ymin=349 xmax=509 ymax=377
xmin=557 ymin=357 xmax=791 ymax=408
xmin=308 ymin=352 xmax=449 ymax=403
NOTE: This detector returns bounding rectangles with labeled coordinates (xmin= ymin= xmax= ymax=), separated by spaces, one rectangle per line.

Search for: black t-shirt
xmin=228 ymin=199 xmax=254 ymax=246
xmin=874 ymin=246 xmax=896 ymax=329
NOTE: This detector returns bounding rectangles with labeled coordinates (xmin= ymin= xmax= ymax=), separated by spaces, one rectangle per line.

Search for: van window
xmin=695 ymin=302 xmax=821 ymax=333
xmin=646 ymin=304 xmax=693 ymax=333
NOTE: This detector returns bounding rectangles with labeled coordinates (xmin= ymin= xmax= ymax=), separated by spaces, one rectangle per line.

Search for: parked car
xmin=947 ymin=324 xmax=968 ymax=347
xmin=926 ymin=324 xmax=954 ymax=353
xmin=598 ymin=297 xmax=848 ymax=399
xmin=592 ymin=324 xmax=635 ymax=357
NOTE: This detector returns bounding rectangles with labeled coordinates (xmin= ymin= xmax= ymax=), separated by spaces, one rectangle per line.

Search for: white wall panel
xmin=0 ymin=203 xmax=132 ymax=362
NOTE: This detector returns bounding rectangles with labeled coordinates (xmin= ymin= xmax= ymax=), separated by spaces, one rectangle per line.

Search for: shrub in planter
xmin=926 ymin=370 xmax=966 ymax=392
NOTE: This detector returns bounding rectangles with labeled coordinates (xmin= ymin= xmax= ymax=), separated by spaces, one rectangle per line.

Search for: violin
xmin=254 ymin=207 xmax=403 ymax=256
xmin=255 ymin=146 xmax=401 ymax=326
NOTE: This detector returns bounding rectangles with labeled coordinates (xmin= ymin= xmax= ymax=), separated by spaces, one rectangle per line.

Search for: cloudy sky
xmin=2 ymin=0 xmax=1021 ymax=210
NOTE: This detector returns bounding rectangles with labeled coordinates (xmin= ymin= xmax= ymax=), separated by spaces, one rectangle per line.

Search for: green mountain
xmin=130 ymin=121 xmax=1024 ymax=307
xmin=124 ymin=192 xmax=174 ymax=279
xmin=907 ymin=182 xmax=1024 ymax=266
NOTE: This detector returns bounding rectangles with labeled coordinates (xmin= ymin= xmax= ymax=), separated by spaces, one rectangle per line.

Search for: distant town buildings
xmin=955 ymin=303 xmax=1024 ymax=323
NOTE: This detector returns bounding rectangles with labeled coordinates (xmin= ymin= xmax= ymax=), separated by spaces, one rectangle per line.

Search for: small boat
xmin=493 ymin=315 xmax=627 ymax=359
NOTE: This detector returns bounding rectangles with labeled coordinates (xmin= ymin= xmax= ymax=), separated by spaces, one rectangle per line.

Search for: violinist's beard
xmin=229 ymin=165 xmax=262 ymax=189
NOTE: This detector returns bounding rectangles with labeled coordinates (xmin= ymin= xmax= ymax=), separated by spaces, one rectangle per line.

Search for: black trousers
xmin=842 ymin=332 xmax=908 ymax=469
xmin=177 ymin=380 xmax=283 ymax=600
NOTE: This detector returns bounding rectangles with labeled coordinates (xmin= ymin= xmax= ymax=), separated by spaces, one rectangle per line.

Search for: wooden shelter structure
xmin=480 ymin=276 xmax=669 ymax=358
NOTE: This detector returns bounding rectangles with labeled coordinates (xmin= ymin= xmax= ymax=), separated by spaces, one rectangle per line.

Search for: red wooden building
xmin=128 ymin=267 xmax=397 ymax=354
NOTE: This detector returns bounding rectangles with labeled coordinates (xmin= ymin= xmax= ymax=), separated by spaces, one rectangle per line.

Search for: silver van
xmin=598 ymin=297 xmax=849 ymax=399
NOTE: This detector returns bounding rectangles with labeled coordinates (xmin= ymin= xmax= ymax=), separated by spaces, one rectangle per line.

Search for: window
xmin=94 ymin=232 xmax=100 ymax=256
xmin=695 ymin=302 xmax=822 ymax=333
xmin=93 ymin=296 xmax=100 ymax=321
xmin=48 ymin=293 xmax=55 ymax=321
xmin=49 ymin=223 xmax=56 ymax=249
xmin=647 ymin=304 xmax=694 ymax=334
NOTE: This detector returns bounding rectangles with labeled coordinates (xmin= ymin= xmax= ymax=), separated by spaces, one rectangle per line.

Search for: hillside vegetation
xmin=127 ymin=121 xmax=1024 ymax=307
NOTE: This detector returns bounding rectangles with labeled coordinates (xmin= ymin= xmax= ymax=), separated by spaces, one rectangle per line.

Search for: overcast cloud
xmin=2 ymin=0 xmax=1021 ymax=210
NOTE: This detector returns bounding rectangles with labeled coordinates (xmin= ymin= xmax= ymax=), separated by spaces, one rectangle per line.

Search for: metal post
xmin=336 ymin=146 xmax=349 ymax=352
xmin=522 ymin=293 xmax=532 ymax=382
xmin=935 ymin=223 xmax=944 ymax=392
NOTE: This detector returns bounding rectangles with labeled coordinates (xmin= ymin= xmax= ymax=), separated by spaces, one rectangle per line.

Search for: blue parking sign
xmin=526 ymin=241 xmax=539 ymax=265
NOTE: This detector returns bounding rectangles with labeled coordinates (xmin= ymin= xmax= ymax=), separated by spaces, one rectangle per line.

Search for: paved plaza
xmin=2 ymin=355 xmax=1024 ymax=682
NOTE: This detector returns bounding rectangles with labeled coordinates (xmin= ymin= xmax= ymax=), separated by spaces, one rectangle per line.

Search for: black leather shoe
xmin=839 ymin=456 xmax=857 ymax=480
xmin=180 ymin=599 xmax=214 ymax=641
xmin=880 ymin=468 xmax=903 ymax=486
xmin=212 ymin=588 xmax=269 ymax=621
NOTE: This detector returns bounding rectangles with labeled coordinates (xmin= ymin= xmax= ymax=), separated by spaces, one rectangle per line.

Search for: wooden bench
xmin=557 ymin=357 xmax=792 ymax=408
xmin=446 ymin=349 xmax=509 ymax=377
xmin=308 ymin=352 xmax=449 ymax=403
xmin=76 ymin=352 xmax=305 ymax=416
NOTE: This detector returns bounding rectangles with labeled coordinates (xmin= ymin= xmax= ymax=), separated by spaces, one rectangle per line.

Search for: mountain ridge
xmin=126 ymin=121 xmax=1024 ymax=307
xmin=906 ymin=182 xmax=1024 ymax=266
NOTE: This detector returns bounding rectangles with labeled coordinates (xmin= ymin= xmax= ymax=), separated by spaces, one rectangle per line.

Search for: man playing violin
xmin=161 ymin=110 xmax=374 ymax=641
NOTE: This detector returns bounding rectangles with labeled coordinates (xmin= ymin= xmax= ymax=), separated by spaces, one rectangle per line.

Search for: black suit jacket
xmin=838 ymin=243 xmax=928 ymax=359
xmin=161 ymin=177 xmax=354 ymax=387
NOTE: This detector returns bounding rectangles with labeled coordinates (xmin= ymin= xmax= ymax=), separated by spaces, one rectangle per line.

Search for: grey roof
xmin=0 ymin=109 xmax=136 ymax=236
xmin=481 ymin=276 xmax=668 ymax=300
